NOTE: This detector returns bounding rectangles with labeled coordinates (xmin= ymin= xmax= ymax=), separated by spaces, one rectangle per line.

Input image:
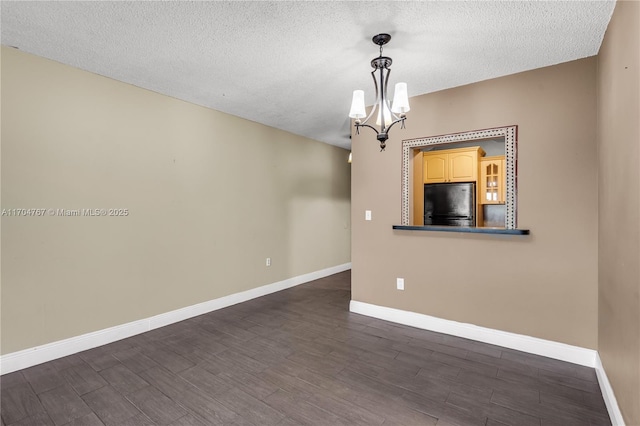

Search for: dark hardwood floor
xmin=1 ymin=271 xmax=611 ymax=425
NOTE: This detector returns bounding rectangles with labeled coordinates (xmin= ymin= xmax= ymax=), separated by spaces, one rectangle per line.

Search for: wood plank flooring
xmin=1 ymin=271 xmax=611 ymax=425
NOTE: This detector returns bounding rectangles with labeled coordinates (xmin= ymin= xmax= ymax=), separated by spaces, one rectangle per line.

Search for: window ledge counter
xmin=392 ymin=225 xmax=530 ymax=235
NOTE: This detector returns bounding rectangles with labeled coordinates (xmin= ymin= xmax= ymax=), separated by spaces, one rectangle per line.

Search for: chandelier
xmin=348 ymin=33 xmax=410 ymax=151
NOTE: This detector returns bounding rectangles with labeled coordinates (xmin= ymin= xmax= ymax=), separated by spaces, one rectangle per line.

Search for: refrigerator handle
xmin=429 ymin=214 xmax=473 ymax=219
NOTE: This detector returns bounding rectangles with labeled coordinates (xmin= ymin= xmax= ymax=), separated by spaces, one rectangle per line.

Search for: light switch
xmin=365 ymin=210 xmax=372 ymax=221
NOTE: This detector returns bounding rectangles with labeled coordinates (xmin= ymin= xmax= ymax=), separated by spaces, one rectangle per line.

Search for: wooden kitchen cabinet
xmin=423 ymin=147 xmax=485 ymax=184
xmin=422 ymin=153 xmax=448 ymax=183
xmin=480 ymin=155 xmax=505 ymax=204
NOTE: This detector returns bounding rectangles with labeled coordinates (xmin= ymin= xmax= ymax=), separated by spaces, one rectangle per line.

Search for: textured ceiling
xmin=1 ymin=1 xmax=615 ymax=150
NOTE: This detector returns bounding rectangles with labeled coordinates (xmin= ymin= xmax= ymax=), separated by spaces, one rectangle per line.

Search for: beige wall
xmin=597 ymin=1 xmax=640 ymax=424
xmin=0 ymin=47 xmax=351 ymax=354
xmin=351 ymin=57 xmax=598 ymax=349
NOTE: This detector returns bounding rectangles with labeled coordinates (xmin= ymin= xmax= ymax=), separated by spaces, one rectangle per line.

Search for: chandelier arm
xmin=382 ymin=67 xmax=406 ymax=124
xmin=380 ymin=64 xmax=392 ymax=131
xmin=389 ymin=110 xmax=404 ymax=123
xmin=354 ymin=117 xmax=405 ymax=137
xmin=358 ymin=69 xmax=380 ymax=125
xmin=384 ymin=116 xmax=407 ymax=134
xmin=354 ymin=122 xmax=381 ymax=135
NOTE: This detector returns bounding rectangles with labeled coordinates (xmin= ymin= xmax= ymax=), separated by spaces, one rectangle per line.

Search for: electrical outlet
xmin=365 ymin=210 xmax=372 ymax=221
xmin=397 ymin=278 xmax=405 ymax=290
xmin=266 ymin=258 xmax=271 ymax=267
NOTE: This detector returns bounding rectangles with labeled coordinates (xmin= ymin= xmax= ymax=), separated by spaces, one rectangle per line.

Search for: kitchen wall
xmin=351 ymin=57 xmax=598 ymax=349
xmin=0 ymin=46 xmax=351 ymax=355
xmin=597 ymin=1 xmax=640 ymax=424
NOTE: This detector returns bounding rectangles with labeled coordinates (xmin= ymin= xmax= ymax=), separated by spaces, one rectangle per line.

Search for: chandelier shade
xmin=349 ymin=33 xmax=409 ymax=151
xmin=349 ymin=90 xmax=366 ymax=119
xmin=391 ymin=82 xmax=410 ymax=114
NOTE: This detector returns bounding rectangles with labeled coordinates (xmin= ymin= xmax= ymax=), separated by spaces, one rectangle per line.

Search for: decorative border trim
xmin=0 ymin=263 xmax=351 ymax=375
xmin=401 ymin=125 xmax=518 ymax=228
xmin=349 ymin=300 xmax=596 ymax=367
xmin=595 ymin=353 xmax=626 ymax=426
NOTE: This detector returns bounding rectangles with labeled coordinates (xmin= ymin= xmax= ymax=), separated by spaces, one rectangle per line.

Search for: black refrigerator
xmin=424 ymin=182 xmax=476 ymax=227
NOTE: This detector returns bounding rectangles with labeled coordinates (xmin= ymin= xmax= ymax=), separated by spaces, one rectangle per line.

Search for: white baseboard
xmin=349 ymin=300 xmax=597 ymax=367
xmin=595 ymin=353 xmax=626 ymax=426
xmin=0 ymin=263 xmax=351 ymax=375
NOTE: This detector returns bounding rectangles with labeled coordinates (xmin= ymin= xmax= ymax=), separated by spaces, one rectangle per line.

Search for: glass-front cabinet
xmin=480 ymin=156 xmax=505 ymax=204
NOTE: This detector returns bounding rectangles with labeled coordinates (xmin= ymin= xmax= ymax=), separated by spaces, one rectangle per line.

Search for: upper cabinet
xmin=422 ymin=152 xmax=448 ymax=183
xmin=423 ymin=147 xmax=485 ymax=184
xmin=480 ymin=155 xmax=506 ymax=204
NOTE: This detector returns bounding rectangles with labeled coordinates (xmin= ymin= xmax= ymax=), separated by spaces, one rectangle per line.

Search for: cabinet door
xmin=480 ymin=157 xmax=505 ymax=204
xmin=423 ymin=153 xmax=448 ymax=183
xmin=449 ymin=152 xmax=477 ymax=182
